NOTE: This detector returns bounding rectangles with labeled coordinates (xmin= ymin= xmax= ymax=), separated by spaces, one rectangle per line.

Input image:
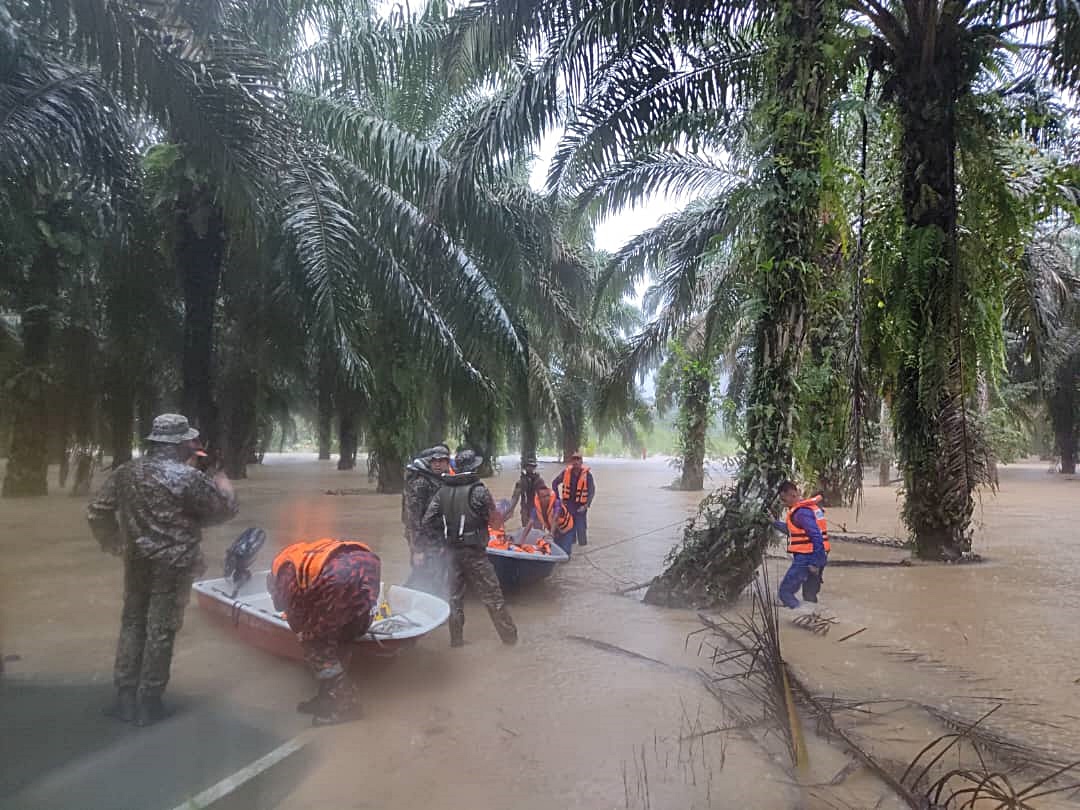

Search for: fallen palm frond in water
xmin=922 ymin=705 xmax=1077 ymax=774
xmin=830 ymin=532 xmax=910 ymax=549
xmin=689 ymin=568 xmax=808 ymax=770
xmin=687 ymin=575 xmax=1079 ymax=808
xmin=791 ymin=611 xmax=838 ymax=635
xmin=901 ymin=706 xmax=1080 ymax=808
xmin=566 ymin=635 xmax=685 ymax=671
xmin=765 ymin=553 xmax=912 ymax=568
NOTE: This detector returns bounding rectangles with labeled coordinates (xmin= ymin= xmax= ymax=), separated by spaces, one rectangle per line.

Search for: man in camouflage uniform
xmin=423 ymin=449 xmax=517 ymax=647
xmin=505 ymin=454 xmax=545 ymax=527
xmin=401 ymin=444 xmax=451 ymax=595
xmin=87 ymin=414 xmax=238 ymax=726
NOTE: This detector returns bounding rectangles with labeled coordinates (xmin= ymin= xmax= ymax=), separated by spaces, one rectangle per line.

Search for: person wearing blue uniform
xmin=773 ymin=481 xmax=830 ymax=609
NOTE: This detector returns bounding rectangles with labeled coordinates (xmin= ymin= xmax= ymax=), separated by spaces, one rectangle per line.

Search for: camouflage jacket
xmin=87 ymin=445 xmax=239 ymax=572
xmin=422 ymin=472 xmax=500 ymax=548
xmin=401 ymin=459 xmax=443 ymax=551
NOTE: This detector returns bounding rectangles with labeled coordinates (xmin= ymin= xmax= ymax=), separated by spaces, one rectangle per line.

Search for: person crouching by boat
xmin=423 ymin=450 xmax=518 ymax=647
xmin=266 ymin=539 xmax=381 ymax=726
xmin=526 ymin=483 xmax=575 ymax=556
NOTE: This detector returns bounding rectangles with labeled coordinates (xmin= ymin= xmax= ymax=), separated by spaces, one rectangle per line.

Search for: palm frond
xmin=0 ymin=10 xmax=134 ymax=195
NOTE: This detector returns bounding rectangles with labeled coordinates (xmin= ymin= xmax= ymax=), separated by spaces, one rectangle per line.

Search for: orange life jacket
xmin=785 ymin=497 xmax=830 ymax=555
xmin=271 ymin=538 xmax=374 ymax=590
xmin=559 ymin=466 xmax=591 ymax=506
xmin=534 ymin=493 xmax=574 ymax=536
xmin=487 ymin=527 xmax=551 ymax=555
xmin=488 ymin=528 xmax=510 ymax=550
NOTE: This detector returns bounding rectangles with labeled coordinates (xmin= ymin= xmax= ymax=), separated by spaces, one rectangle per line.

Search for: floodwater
xmin=1 ymin=455 xmax=1077 ymax=809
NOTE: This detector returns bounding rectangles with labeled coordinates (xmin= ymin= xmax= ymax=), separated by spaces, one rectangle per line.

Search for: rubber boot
xmin=448 ymin=616 xmax=464 ymax=648
xmin=296 ymin=692 xmax=326 ymax=715
xmin=487 ymin=606 xmax=518 ymax=646
xmin=103 ymin=687 xmax=137 ymax=722
xmin=134 ymin=694 xmax=168 ymax=727
xmin=311 ymin=677 xmax=359 ymax=727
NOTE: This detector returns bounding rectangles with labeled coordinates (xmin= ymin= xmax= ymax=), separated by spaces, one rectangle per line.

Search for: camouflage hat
xmin=421 ymin=444 xmax=451 ymax=461
xmin=146 ymin=413 xmax=199 ymax=444
xmin=454 ymin=449 xmax=483 ymax=473
xmin=522 ymin=454 xmax=538 ymax=467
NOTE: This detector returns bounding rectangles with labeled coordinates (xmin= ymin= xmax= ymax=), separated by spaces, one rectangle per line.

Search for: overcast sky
xmin=527 ymin=130 xmax=687 ymax=255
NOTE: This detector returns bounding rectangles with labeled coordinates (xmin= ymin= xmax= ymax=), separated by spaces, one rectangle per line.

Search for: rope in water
xmin=579 ymin=515 xmax=695 ymax=587
xmin=582 ymin=515 xmax=693 ymax=555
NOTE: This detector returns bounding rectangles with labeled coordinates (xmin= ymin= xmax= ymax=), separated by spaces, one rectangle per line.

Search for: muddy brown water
xmin=1 ymin=456 xmax=1077 ymax=809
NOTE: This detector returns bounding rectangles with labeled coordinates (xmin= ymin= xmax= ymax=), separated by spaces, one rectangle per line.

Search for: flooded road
xmin=1 ymin=455 xmax=1077 ymax=808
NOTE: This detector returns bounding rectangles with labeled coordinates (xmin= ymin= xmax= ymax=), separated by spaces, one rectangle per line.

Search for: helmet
xmin=421 ymin=444 xmax=451 ymax=461
xmin=454 ymin=449 xmax=483 ymax=473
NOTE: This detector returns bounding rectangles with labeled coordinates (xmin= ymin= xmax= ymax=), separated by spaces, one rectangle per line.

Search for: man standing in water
xmin=554 ymin=451 xmax=595 ymax=547
xmin=401 ymin=443 xmax=452 ymax=594
xmin=87 ymin=414 xmax=238 ymax=726
xmin=505 ymin=454 xmax=545 ymax=526
xmin=423 ymin=449 xmax=517 ymax=647
xmin=773 ymin=481 xmax=830 ymax=610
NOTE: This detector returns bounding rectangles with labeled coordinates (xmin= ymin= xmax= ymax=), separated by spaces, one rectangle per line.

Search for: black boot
xmin=134 ymin=694 xmax=168 ymax=727
xmin=103 ymin=687 xmax=137 ymax=722
xmin=296 ymin=693 xmax=326 ymax=715
xmin=448 ymin=617 xmax=464 ymax=648
xmin=311 ymin=678 xmax=359 ymax=727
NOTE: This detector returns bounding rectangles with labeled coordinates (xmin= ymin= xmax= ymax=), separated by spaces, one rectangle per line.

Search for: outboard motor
xmin=224 ymin=527 xmax=266 ymax=598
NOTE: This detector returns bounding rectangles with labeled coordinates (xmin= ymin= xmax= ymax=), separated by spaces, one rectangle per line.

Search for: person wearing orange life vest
xmin=773 ymin=481 xmax=830 ymax=610
xmin=266 ymin=539 xmax=381 ymax=726
xmin=553 ymin=451 xmax=595 ymax=547
xmin=525 ymin=482 xmax=576 ymax=555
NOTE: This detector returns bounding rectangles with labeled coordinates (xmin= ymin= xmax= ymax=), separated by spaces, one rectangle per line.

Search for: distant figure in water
xmin=267 ymin=539 xmax=381 ymax=726
xmin=87 ymin=414 xmax=237 ymax=726
xmin=773 ymin=481 xmax=830 ymax=611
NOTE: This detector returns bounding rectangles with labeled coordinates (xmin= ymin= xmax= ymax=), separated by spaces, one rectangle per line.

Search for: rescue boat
xmin=486 ymin=526 xmax=570 ymax=591
xmin=192 ymin=573 xmax=450 ymax=661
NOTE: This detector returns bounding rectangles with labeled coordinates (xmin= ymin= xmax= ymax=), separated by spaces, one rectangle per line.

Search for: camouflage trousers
xmin=114 ymin=555 xmax=194 ymax=697
xmin=301 ymin=636 xmax=359 ymax=712
xmin=447 ymin=545 xmax=517 ymax=645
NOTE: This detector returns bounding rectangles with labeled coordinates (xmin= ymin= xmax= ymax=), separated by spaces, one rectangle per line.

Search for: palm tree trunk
xmin=317 ymin=349 xmax=334 ymax=460
xmin=645 ymin=0 xmax=838 ymax=606
xmin=221 ymin=366 xmax=258 ymax=479
xmin=338 ymin=409 xmax=358 ymax=471
xmin=678 ymin=366 xmax=710 ymax=491
xmin=520 ymin=417 xmax=538 ymax=462
xmin=1051 ymin=356 xmax=1079 ymax=475
xmin=178 ymin=206 xmax=225 ymax=446
xmin=3 ymin=245 xmax=60 ymax=497
xmin=425 ymin=390 xmax=448 ymax=446
xmin=878 ymin=396 xmax=892 ymax=486
xmin=558 ymin=392 xmax=584 ymax=462
xmin=978 ymin=371 xmax=999 ymax=486
xmin=892 ymin=41 xmax=981 ymax=561
xmin=376 ymin=448 xmax=406 ymax=491
xmin=105 ymin=364 xmax=136 ymax=466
